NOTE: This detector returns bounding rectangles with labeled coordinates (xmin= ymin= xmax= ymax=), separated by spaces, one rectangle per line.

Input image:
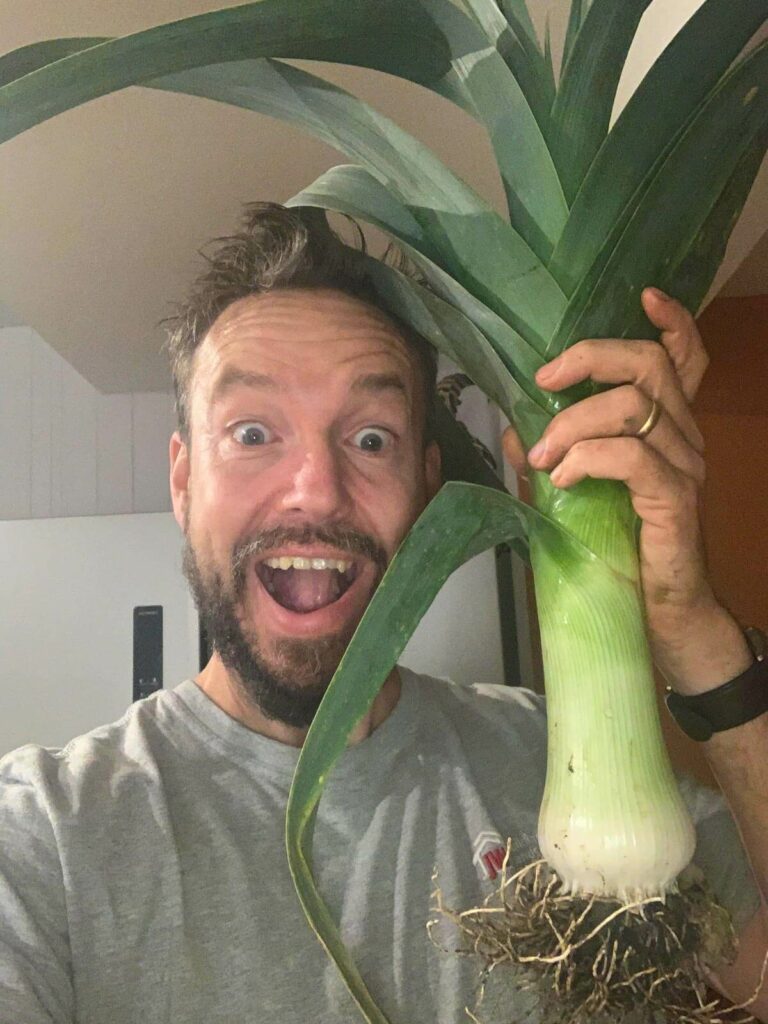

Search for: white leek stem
xmin=529 ymin=479 xmax=695 ymax=900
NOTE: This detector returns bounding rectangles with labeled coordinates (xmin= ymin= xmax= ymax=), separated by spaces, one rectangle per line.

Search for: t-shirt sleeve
xmin=678 ymin=773 xmax=762 ymax=934
xmin=0 ymin=747 xmax=75 ymax=1023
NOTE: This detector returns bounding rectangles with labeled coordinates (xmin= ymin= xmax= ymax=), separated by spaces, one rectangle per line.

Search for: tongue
xmin=269 ymin=568 xmax=342 ymax=613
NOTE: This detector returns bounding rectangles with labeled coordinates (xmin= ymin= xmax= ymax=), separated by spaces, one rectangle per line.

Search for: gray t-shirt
xmin=0 ymin=669 xmax=759 ymax=1024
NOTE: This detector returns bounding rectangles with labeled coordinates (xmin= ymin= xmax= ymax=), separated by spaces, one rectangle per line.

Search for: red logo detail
xmin=481 ymin=845 xmax=506 ymax=881
xmin=472 ymin=830 xmax=506 ymax=880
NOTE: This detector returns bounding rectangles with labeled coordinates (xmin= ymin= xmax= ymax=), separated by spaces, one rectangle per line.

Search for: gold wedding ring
xmin=636 ymin=398 xmax=661 ymax=440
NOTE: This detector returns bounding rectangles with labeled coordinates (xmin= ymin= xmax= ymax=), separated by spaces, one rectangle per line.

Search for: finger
xmin=641 ymin=287 xmax=709 ymax=402
xmin=502 ymin=425 xmax=528 ymax=477
xmin=528 ymin=386 xmax=705 ymax=485
xmin=548 ymin=439 xmax=708 ymax=612
xmin=637 ymin=407 xmax=705 ymax=487
xmin=535 ymin=338 xmax=704 ymax=454
xmin=547 ymin=437 xmax=700 ymax=517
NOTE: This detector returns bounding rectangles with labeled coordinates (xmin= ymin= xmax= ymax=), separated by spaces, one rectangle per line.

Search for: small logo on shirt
xmin=472 ymin=830 xmax=507 ymax=881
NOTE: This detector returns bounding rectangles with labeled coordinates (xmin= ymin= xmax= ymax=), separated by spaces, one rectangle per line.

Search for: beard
xmin=181 ymin=519 xmax=388 ymax=729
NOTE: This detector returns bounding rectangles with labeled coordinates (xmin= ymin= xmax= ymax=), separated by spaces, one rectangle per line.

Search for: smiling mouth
xmin=254 ymin=557 xmax=360 ymax=614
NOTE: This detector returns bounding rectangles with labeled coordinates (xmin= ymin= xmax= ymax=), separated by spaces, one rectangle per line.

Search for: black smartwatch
xmin=665 ymin=626 xmax=768 ymax=741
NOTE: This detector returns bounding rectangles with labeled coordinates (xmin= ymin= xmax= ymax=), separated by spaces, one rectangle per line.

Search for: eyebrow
xmin=350 ymin=372 xmax=408 ymax=397
xmin=210 ymin=368 xmax=280 ymax=405
xmin=210 ymin=367 xmax=408 ymax=404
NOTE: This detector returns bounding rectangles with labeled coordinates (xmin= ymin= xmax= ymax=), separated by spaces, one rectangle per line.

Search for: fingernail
xmin=536 ymin=360 xmax=559 ymax=383
xmin=528 ymin=440 xmax=548 ymax=466
xmin=647 ymin=287 xmax=670 ymax=302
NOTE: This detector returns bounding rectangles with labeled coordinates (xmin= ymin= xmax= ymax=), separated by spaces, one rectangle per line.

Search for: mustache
xmin=231 ymin=523 xmax=388 ymax=593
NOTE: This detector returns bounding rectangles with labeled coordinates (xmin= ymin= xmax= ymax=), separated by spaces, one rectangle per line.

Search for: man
xmin=1 ymin=203 xmax=766 ymax=1024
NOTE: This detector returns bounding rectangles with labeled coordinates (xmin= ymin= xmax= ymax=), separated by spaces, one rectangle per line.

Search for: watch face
xmin=665 ymin=692 xmax=714 ymax=742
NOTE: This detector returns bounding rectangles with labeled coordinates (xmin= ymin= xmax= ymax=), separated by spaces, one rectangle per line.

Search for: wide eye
xmin=352 ymin=427 xmax=391 ymax=453
xmin=233 ymin=422 xmax=273 ymax=447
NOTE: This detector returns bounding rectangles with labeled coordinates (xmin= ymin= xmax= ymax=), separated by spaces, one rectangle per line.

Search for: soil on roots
xmin=429 ymin=845 xmax=762 ymax=1024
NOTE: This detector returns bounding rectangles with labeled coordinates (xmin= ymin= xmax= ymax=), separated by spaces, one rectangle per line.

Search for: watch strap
xmin=665 ymin=626 xmax=768 ymax=742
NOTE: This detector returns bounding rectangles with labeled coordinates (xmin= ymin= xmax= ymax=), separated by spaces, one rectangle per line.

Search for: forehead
xmin=193 ymin=288 xmax=417 ymax=398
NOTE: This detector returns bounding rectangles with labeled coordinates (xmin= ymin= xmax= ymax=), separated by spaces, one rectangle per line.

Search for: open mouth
xmin=255 ymin=555 xmax=359 ymax=614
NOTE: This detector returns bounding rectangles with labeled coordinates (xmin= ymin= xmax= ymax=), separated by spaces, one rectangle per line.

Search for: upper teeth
xmin=263 ymin=556 xmax=352 ymax=572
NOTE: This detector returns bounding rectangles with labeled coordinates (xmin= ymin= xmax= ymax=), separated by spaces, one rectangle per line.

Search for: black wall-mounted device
xmin=133 ymin=605 xmax=163 ymax=702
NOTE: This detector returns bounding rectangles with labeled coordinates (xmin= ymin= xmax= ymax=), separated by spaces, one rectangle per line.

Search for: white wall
xmin=0 ymin=512 xmax=199 ymax=755
xmin=0 ymin=325 xmax=175 ymax=520
xmin=400 ymin=548 xmax=506 ymax=685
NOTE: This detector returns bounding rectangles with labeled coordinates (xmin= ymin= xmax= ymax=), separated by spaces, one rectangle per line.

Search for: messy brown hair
xmin=163 ymin=202 xmax=438 ymax=448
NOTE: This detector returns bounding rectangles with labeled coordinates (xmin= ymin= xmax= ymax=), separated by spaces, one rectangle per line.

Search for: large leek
xmin=1 ymin=0 xmax=766 ymax=1020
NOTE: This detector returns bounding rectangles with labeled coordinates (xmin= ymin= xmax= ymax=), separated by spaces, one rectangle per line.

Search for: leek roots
xmin=430 ymin=851 xmax=759 ymax=1024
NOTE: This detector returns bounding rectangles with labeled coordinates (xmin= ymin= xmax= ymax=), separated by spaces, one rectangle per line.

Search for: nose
xmin=278 ymin=437 xmax=351 ymax=520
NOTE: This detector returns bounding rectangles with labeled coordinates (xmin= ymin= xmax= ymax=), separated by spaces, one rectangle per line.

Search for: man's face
xmin=170 ymin=288 xmax=441 ymax=728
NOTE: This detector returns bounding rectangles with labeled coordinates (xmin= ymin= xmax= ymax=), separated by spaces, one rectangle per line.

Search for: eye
xmin=352 ymin=427 xmax=391 ymax=453
xmin=232 ymin=422 xmax=273 ymax=447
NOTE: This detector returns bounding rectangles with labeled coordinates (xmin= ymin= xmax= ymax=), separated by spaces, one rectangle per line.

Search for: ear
xmin=424 ymin=439 xmax=442 ymax=501
xmin=169 ymin=431 xmax=190 ymax=530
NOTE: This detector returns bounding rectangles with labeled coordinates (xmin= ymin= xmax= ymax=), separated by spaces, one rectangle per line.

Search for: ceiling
xmin=1 ymin=0 xmax=765 ymax=394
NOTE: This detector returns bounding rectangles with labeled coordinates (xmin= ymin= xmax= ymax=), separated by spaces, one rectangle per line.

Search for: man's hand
xmin=502 ymin=286 xmax=752 ymax=693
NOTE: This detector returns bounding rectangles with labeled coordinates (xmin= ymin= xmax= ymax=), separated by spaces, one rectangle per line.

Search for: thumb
xmin=502 ymin=425 xmax=528 ymax=478
xmin=641 ymin=287 xmax=709 ymax=402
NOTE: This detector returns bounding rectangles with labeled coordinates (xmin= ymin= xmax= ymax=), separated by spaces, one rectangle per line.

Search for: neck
xmin=194 ymin=652 xmax=401 ymax=748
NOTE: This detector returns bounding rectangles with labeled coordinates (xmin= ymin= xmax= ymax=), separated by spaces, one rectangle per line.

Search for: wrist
xmin=652 ymin=601 xmax=754 ymax=695
xmin=664 ymin=627 xmax=768 ymax=742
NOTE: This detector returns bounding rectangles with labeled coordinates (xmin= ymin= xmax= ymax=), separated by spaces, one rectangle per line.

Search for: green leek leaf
xmin=419 ymin=0 xmax=566 ymax=262
xmin=285 ymin=165 xmax=556 ymax=400
xmin=608 ymin=130 xmax=768 ymax=342
xmin=551 ymin=0 xmax=652 ymax=204
xmin=542 ymin=14 xmax=555 ymax=97
xmin=493 ymin=3 xmax=555 ymax=131
xmin=0 ymin=38 xmax=108 ymax=88
xmin=0 ymin=0 xmax=453 ymax=145
xmin=461 ymin=0 xmax=539 ymax=55
xmin=561 ymin=0 xmax=588 ymax=73
xmin=399 ymin=242 xmax=557 ymax=399
xmin=550 ymin=0 xmax=768 ymax=296
xmin=1 ymin=7 xmax=566 ymax=342
xmin=457 ymin=0 xmax=555 ymax=138
xmin=671 ymin=132 xmax=768 ymax=318
xmin=287 ymin=165 xmax=433 ymax=260
xmin=286 ymin=481 xmax=593 ymax=1024
xmin=550 ymin=41 xmax=768 ymax=352
xmin=360 ymin=251 xmax=552 ymax=448
xmin=0 ymin=2 xmax=565 ymax=268
xmin=145 ymin=58 xmax=566 ymax=349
